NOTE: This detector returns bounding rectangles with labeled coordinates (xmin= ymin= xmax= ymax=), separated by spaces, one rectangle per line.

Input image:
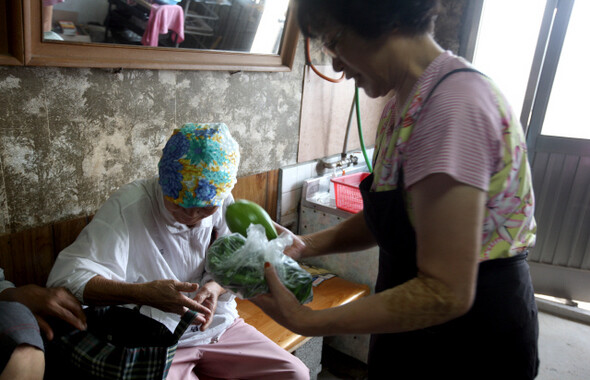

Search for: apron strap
xmin=413 ymin=68 xmax=485 ymax=121
xmin=373 ymin=68 xmax=484 ymax=166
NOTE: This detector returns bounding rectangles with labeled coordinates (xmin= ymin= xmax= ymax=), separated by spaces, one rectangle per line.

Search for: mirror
xmin=23 ymin=0 xmax=299 ymax=71
xmin=42 ymin=0 xmax=289 ymax=54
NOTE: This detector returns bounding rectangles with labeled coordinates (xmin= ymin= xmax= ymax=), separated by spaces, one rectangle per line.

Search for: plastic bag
xmin=205 ymin=224 xmax=313 ymax=304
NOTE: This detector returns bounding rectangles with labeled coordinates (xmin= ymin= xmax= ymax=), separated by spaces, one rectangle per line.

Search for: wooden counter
xmin=235 ymin=277 xmax=370 ymax=352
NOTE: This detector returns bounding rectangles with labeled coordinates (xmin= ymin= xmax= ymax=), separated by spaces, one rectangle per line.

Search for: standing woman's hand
xmin=274 ymin=211 xmax=376 ymax=260
xmin=250 ymin=263 xmax=311 ymax=335
xmin=273 ymin=222 xmax=307 ymax=261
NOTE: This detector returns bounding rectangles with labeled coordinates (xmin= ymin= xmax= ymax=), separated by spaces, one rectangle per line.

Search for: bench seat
xmin=0 ymin=214 xmax=370 ymax=352
xmin=0 ymin=173 xmax=372 ymax=379
xmin=0 ymin=215 xmax=370 ymax=379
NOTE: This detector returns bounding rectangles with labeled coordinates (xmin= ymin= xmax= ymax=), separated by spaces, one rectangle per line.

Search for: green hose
xmin=355 ymin=86 xmax=373 ymax=173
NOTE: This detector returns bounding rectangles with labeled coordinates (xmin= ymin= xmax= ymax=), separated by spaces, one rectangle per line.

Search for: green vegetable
xmin=225 ymin=199 xmax=278 ymax=240
xmin=206 ymin=233 xmax=313 ymax=303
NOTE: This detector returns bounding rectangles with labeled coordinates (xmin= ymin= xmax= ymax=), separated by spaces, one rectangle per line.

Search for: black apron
xmin=360 ymin=170 xmax=539 ymax=379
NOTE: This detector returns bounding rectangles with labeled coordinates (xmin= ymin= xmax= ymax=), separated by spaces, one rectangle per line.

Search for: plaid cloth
xmin=51 ymin=307 xmax=197 ymax=380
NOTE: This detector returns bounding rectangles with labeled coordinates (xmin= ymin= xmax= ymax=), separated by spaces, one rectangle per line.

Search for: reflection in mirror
xmin=41 ymin=0 xmax=290 ymax=54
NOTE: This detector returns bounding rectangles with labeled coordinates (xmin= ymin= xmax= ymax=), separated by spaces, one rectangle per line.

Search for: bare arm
xmin=254 ymin=173 xmax=484 ymax=335
xmin=276 ymin=210 xmax=377 ymax=261
xmin=83 ymin=275 xmax=212 ymax=324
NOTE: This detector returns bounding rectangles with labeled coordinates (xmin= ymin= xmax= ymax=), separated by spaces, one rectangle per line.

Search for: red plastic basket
xmin=331 ymin=172 xmax=370 ymax=213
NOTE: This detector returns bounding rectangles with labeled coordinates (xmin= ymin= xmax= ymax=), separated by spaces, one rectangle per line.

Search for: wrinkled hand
xmin=250 ymin=263 xmax=309 ymax=333
xmin=141 ymin=280 xmax=211 ymax=325
xmin=4 ymin=285 xmax=86 ymax=341
xmin=273 ymin=222 xmax=307 ymax=261
xmin=193 ymin=282 xmax=225 ymax=331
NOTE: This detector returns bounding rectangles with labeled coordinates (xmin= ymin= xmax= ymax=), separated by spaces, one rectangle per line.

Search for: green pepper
xmin=225 ymin=199 xmax=279 ymax=240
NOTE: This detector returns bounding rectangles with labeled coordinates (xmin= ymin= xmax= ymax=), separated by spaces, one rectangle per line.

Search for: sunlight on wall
xmin=537 ymin=294 xmax=590 ymax=312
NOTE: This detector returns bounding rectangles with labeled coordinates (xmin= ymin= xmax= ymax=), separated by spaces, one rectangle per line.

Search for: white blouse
xmin=47 ymin=177 xmax=238 ymax=347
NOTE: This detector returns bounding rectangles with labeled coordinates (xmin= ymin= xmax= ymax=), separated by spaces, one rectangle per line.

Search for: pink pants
xmin=167 ymin=318 xmax=310 ymax=380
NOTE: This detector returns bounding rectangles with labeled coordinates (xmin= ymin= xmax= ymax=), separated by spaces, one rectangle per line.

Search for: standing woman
xmin=252 ymin=0 xmax=539 ymax=378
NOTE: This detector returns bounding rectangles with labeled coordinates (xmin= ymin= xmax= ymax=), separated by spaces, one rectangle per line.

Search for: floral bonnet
xmin=158 ymin=123 xmax=240 ymax=208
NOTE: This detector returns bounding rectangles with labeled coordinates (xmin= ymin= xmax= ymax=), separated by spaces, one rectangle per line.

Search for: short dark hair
xmin=296 ymin=0 xmax=440 ymax=39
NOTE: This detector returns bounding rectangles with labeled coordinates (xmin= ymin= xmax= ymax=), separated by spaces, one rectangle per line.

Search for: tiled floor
xmin=317 ymin=311 xmax=590 ymax=379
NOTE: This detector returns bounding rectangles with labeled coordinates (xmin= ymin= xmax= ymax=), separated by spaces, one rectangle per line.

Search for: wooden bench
xmin=0 ymin=216 xmax=369 ymax=376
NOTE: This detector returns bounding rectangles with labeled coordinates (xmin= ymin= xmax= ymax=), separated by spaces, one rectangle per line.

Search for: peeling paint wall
xmin=0 ymin=50 xmax=305 ymax=233
xmin=0 ymin=0 xmax=467 ymax=234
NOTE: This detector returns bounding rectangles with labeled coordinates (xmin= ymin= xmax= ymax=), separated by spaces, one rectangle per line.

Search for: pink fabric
xmin=42 ymin=0 xmax=64 ymax=6
xmin=167 ymin=318 xmax=310 ymax=380
xmin=404 ymin=52 xmax=504 ymax=192
xmin=141 ymin=4 xmax=185 ymax=47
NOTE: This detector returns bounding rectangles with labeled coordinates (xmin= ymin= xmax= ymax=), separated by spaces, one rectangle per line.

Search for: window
xmin=472 ymin=0 xmax=545 ymax=119
xmin=541 ymin=0 xmax=589 ymax=139
xmin=470 ymin=0 xmax=590 ymax=141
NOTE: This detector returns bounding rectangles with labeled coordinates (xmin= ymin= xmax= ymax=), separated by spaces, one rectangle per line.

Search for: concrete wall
xmin=0 ymin=0 xmax=468 ymax=234
xmin=0 ymin=50 xmax=305 ymax=233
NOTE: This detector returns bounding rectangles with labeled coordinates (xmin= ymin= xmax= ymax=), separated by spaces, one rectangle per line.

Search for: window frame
xmin=461 ymin=0 xmax=577 ymax=146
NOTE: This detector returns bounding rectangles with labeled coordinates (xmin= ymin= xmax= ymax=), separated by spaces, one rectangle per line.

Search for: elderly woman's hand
xmin=193 ymin=281 xmax=225 ymax=331
xmin=138 ymin=280 xmax=211 ymax=324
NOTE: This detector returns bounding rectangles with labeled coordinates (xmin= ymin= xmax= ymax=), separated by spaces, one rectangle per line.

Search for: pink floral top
xmin=371 ymin=52 xmax=536 ymax=261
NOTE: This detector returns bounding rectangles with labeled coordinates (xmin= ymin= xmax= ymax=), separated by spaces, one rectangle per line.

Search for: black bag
xmin=46 ymin=306 xmax=197 ymax=380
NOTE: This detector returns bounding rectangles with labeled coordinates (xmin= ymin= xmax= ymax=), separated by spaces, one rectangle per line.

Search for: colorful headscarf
xmin=158 ymin=123 xmax=240 ymax=208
